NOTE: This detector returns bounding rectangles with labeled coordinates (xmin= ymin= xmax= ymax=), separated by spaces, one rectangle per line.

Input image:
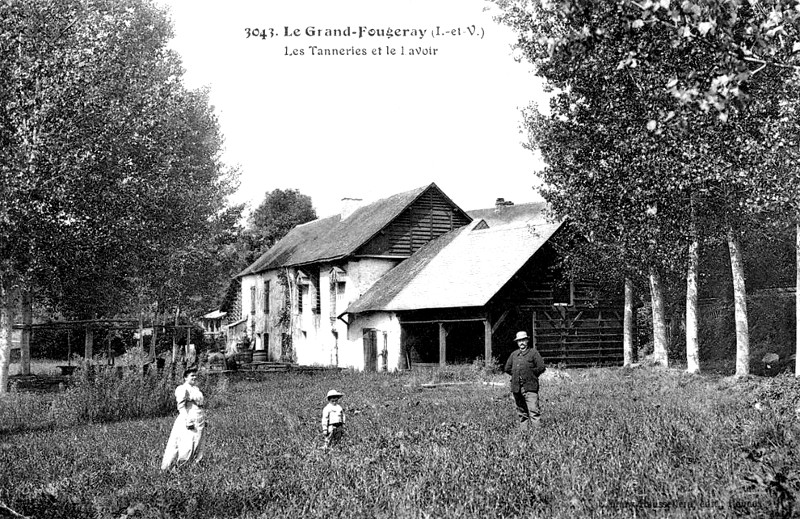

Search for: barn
xmin=344 ymin=202 xmax=625 ymax=369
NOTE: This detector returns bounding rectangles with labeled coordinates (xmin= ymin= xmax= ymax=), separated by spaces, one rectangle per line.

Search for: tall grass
xmin=0 ymin=363 xmax=225 ymax=433
xmin=1 ymin=368 xmax=799 ymax=518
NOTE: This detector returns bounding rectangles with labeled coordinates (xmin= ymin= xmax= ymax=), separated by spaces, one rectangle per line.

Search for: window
xmin=298 ymin=285 xmax=306 ymax=313
xmin=264 ymin=280 xmax=270 ymax=314
xmin=296 ymin=271 xmax=309 ymax=314
xmin=311 ymin=275 xmax=321 ymax=313
xmin=250 ymin=286 xmax=256 ymax=314
xmin=329 ymin=281 xmax=337 ymax=318
xmin=329 ymin=267 xmax=347 ymax=318
xmin=336 ymin=281 xmax=346 ymax=307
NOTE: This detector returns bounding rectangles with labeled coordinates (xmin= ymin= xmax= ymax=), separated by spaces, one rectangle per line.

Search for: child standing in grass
xmin=321 ymin=389 xmax=345 ymax=449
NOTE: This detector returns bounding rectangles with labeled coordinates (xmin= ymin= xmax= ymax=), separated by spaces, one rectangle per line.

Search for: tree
xmin=0 ymin=0 xmax=239 ymax=392
xmin=501 ymin=0 xmax=700 ymax=368
xmin=242 ymin=189 xmax=317 ymax=265
xmin=496 ymin=0 xmax=798 ymax=375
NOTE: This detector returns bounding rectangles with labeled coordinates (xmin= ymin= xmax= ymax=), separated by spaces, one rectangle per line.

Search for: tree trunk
xmin=0 ymin=282 xmax=18 ymax=395
xmin=686 ymin=238 xmax=700 ymax=374
xmin=649 ymin=267 xmax=669 ymax=367
xmin=796 ymin=220 xmax=799 ymax=377
xmin=623 ymin=277 xmax=634 ymax=366
xmin=727 ymin=227 xmax=750 ymax=376
xmin=20 ymin=290 xmax=31 ymax=375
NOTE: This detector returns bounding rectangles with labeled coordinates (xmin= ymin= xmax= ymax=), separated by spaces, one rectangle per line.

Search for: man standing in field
xmin=504 ymin=331 xmax=546 ymax=430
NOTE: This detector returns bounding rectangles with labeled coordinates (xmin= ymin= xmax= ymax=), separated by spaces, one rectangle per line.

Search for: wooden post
xmin=20 ymin=291 xmax=31 ymax=375
xmin=150 ymin=318 xmax=159 ymax=363
xmin=84 ymin=326 xmax=93 ymax=362
xmin=107 ymin=331 xmax=112 ymax=365
xmin=438 ymin=322 xmax=446 ymax=367
xmin=531 ymin=311 xmax=537 ymax=349
xmin=172 ymin=308 xmax=180 ymax=363
xmin=400 ymin=326 xmax=409 ymax=370
xmin=483 ymin=318 xmax=492 ymax=365
xmin=67 ymin=330 xmax=72 ymax=366
xmin=138 ymin=313 xmax=144 ymax=353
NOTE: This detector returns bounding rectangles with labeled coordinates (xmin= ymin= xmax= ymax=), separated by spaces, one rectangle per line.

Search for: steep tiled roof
xmin=346 ymin=219 xmax=564 ymax=313
xmin=237 ymin=184 xmax=431 ymax=276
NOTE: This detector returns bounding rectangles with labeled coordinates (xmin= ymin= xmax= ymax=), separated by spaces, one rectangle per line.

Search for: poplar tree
xmin=0 ymin=0 xmax=239 ymax=392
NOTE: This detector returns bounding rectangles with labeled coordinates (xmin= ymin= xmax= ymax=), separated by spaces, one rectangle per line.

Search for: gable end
xmin=355 ymin=186 xmax=471 ymax=257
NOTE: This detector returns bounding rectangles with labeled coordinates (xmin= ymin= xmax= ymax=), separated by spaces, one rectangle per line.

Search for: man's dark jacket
xmin=504 ymin=348 xmax=546 ymax=393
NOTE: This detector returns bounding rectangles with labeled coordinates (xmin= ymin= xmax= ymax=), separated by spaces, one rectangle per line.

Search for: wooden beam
xmin=138 ymin=313 xmax=144 ymax=353
xmin=84 ymin=327 xmax=93 ymax=362
xmin=400 ymin=318 xmax=486 ymax=325
xmin=106 ymin=333 xmax=113 ymax=366
xmin=532 ymin=311 xmax=537 ymax=349
xmin=491 ymin=310 xmax=509 ymax=333
xmin=484 ymin=318 xmax=492 ymax=364
xmin=439 ymin=322 xmax=446 ymax=367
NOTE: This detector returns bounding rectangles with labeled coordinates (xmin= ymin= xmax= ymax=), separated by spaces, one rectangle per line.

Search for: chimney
xmin=495 ymin=197 xmax=514 ymax=211
xmin=340 ymin=197 xmax=364 ymax=220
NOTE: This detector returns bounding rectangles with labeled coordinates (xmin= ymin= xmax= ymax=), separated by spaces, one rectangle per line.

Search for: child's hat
xmin=326 ymin=389 xmax=343 ymax=399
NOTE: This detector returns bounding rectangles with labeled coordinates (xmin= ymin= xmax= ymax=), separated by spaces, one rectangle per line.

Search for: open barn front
xmin=531 ymin=306 xmax=624 ymax=367
xmin=487 ymin=305 xmax=625 ymax=368
xmin=487 ymin=306 xmax=534 ymax=365
xmin=400 ymin=319 xmax=487 ymax=368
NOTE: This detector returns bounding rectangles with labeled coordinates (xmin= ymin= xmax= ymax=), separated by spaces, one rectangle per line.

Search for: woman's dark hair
xmin=183 ymin=368 xmax=198 ymax=379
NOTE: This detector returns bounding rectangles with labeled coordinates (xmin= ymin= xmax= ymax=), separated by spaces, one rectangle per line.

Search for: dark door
xmin=363 ymin=329 xmax=377 ymax=371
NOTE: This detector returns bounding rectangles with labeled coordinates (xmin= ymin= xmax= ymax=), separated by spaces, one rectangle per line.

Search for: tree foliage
xmin=0 ymin=0 xmax=241 ymax=390
xmin=495 ymin=0 xmax=800 ymax=372
xmin=241 ymin=189 xmax=317 ymax=265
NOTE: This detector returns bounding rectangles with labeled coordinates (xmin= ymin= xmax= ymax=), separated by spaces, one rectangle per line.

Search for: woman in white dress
xmin=160 ymin=368 xmax=206 ymax=470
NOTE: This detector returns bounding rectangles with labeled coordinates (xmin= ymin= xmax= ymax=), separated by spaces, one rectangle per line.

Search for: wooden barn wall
xmin=490 ymin=244 xmax=625 ymax=368
xmin=356 ymin=187 xmax=471 ymax=257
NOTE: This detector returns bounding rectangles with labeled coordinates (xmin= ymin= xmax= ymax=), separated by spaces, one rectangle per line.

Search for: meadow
xmin=1 ymin=365 xmax=799 ymax=518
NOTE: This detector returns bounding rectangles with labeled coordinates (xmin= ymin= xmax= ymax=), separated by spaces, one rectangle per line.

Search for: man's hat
xmin=326 ymin=389 xmax=343 ymax=399
xmin=514 ymin=331 xmax=529 ymax=341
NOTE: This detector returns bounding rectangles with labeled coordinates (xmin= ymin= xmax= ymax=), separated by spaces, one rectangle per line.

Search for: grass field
xmin=1 ymin=366 xmax=799 ymax=518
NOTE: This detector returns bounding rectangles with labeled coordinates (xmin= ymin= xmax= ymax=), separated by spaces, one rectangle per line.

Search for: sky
xmin=157 ymin=0 xmax=548 ymax=218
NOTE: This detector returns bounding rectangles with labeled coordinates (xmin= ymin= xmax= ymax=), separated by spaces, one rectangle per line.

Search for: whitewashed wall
xmin=244 ymin=257 xmax=402 ymax=369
